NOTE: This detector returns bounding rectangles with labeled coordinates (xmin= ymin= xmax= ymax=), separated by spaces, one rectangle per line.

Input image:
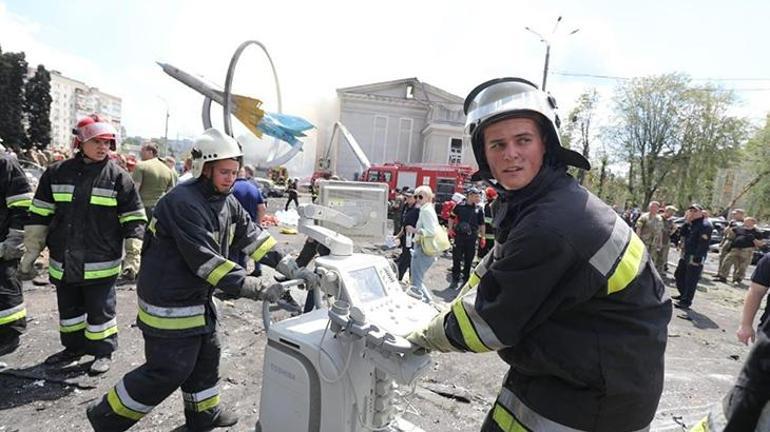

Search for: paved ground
xmin=0 ymin=195 xmax=762 ymax=431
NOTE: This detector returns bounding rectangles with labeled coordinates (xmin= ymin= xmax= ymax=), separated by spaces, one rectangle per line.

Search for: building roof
xmin=337 ymin=78 xmax=463 ymax=105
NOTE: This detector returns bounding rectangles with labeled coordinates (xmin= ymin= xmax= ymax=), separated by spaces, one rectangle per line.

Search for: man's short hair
xmin=141 ymin=143 xmax=159 ymax=156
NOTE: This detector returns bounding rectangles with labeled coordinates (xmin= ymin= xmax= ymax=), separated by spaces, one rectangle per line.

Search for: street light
xmin=156 ymin=95 xmax=170 ymax=156
xmin=525 ymin=16 xmax=580 ymax=91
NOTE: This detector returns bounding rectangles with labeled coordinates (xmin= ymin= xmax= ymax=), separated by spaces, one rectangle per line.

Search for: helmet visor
xmin=464 ymin=79 xmax=556 ymax=133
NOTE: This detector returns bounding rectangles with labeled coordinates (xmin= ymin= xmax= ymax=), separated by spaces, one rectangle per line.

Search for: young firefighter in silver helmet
xmin=407 ymin=78 xmax=672 ymax=432
xmin=87 ymin=128 xmax=318 ymax=432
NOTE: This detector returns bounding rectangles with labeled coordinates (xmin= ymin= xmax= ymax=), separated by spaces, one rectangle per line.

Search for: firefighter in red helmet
xmin=20 ymin=114 xmax=146 ymax=374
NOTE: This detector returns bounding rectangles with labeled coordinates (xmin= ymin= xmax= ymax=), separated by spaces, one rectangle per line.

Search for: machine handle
xmin=261 ymin=278 xmax=314 ymax=331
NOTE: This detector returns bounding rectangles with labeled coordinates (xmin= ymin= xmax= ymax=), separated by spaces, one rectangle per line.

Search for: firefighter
xmin=408 ymin=78 xmax=671 ymax=432
xmin=448 ymin=188 xmax=484 ymax=284
xmin=478 ymin=186 xmax=497 ymax=259
xmin=20 ymin=115 xmax=146 ymax=374
xmin=0 ymin=152 xmax=32 ymax=365
xmin=86 ymin=128 xmax=317 ymax=432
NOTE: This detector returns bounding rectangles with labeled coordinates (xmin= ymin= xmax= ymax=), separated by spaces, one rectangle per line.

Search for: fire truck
xmin=360 ymin=162 xmax=474 ymax=203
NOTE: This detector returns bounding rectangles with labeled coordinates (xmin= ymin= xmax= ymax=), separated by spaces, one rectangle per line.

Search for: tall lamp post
xmin=525 ymin=16 xmax=579 ymax=91
xmin=157 ymin=95 xmax=170 ymax=156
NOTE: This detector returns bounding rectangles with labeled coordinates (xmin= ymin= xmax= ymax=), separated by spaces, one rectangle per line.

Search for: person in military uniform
xmin=716 ymin=217 xmax=765 ymax=285
xmin=659 ymin=205 xmax=678 ymax=275
xmin=718 ymin=209 xmax=746 ymax=270
xmin=448 ymin=188 xmax=485 ymax=285
xmin=635 ymin=201 xmax=665 ymax=272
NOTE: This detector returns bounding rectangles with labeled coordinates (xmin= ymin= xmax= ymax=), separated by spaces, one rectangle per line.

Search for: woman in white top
xmin=407 ymin=185 xmax=439 ymax=300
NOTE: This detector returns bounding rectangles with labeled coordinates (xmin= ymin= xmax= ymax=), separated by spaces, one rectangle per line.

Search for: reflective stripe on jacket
xmin=0 ymin=155 xmax=32 ymax=241
xmin=137 ymin=178 xmax=281 ymax=337
xmin=28 ymin=153 xmax=145 ymax=283
xmin=443 ymin=168 xmax=671 ymax=432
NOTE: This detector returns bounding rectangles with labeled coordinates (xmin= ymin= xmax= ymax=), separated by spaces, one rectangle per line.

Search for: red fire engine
xmin=360 ymin=162 xmax=474 ymax=203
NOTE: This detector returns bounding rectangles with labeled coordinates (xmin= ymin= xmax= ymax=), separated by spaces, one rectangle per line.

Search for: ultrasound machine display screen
xmin=348 ymin=266 xmax=386 ymax=303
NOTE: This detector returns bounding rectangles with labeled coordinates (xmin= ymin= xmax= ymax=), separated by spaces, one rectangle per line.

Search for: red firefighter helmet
xmin=72 ymin=114 xmax=118 ymax=151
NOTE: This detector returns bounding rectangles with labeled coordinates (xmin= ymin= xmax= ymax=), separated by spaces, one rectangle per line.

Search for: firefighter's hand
xmin=0 ymin=229 xmax=26 ymax=260
xmin=18 ymin=250 xmax=39 ymax=281
xmin=479 ymin=237 xmax=487 ymax=249
xmin=260 ymin=283 xmax=285 ymax=303
xmin=240 ymin=276 xmax=264 ymax=301
xmin=737 ymin=324 xmax=755 ymax=345
xmin=277 ymin=256 xmax=319 ymax=289
xmin=406 ymin=311 xmax=456 ymax=353
xmin=448 ymin=229 xmax=456 ymax=239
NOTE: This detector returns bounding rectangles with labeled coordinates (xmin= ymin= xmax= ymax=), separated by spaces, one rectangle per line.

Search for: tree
xmin=562 ymin=89 xmax=599 ymax=185
xmin=740 ymin=115 xmax=770 ymax=219
xmin=0 ymin=48 xmax=28 ymax=150
xmin=607 ymin=74 xmax=746 ymax=209
xmin=24 ymin=64 xmax=52 ymax=149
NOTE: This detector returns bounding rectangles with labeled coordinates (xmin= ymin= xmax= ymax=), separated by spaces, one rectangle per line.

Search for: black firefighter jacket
xmin=136 ymin=178 xmax=281 ymax=338
xmin=29 ymin=153 xmax=146 ymax=284
xmin=443 ymin=166 xmax=672 ymax=432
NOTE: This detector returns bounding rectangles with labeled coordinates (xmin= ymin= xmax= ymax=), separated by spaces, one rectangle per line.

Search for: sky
xmin=2 ymin=0 xmax=769 ymax=174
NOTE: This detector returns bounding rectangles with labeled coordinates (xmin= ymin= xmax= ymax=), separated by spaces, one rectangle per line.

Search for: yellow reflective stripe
xmin=90 ymin=196 xmax=118 ymax=206
xmin=8 ymin=199 xmax=31 ymax=208
xmin=196 ymin=395 xmax=220 ymax=412
xmin=468 ymin=272 xmax=480 ymax=288
xmin=607 ymin=233 xmax=645 ymax=294
xmin=107 ymin=387 xmax=145 ymax=421
xmin=49 ymin=266 xmax=63 ymax=280
xmin=450 ymin=299 xmax=491 ymax=353
xmin=250 ymin=236 xmax=277 ymax=262
xmin=148 ymin=217 xmax=157 ymax=234
xmin=60 ymin=321 xmax=87 ymax=333
xmin=0 ymin=307 xmax=26 ymax=325
xmin=492 ymin=404 xmax=528 ymax=432
xmin=53 ymin=193 xmax=73 ymax=202
xmin=119 ymin=211 xmax=148 ymax=224
xmin=205 ymin=260 xmax=236 ymax=286
xmin=137 ymin=308 xmax=206 ymax=330
xmin=85 ymin=326 xmax=118 ymax=340
xmin=84 ymin=265 xmax=122 ymax=280
xmin=484 ymin=233 xmax=495 ymax=239
xmin=30 ymin=205 xmax=55 ymax=216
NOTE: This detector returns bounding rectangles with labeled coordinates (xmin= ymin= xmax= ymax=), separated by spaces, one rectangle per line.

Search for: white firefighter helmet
xmin=463 ymin=77 xmax=590 ymax=181
xmin=190 ymin=128 xmax=243 ymax=179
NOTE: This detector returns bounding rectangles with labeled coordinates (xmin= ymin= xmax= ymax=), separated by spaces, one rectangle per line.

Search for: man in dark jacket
xmin=0 ymin=153 xmax=32 ymax=364
xmin=396 ymin=189 xmax=419 ymax=281
xmin=21 ymin=115 xmax=146 ymax=374
xmin=672 ymin=203 xmax=713 ymax=309
xmin=408 ymin=78 xmax=671 ymax=432
xmin=86 ymin=128 xmax=317 ymax=432
xmin=448 ymin=188 xmax=485 ymax=284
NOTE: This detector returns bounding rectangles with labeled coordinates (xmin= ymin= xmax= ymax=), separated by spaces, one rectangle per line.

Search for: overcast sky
xmin=2 ymin=0 xmax=768 ymax=172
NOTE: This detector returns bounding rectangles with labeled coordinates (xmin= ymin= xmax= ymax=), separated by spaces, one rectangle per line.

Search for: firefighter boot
xmin=186 ymin=406 xmax=238 ymax=431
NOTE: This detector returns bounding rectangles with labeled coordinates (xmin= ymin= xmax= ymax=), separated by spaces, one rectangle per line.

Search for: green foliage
xmin=743 ymin=115 xmax=770 ymax=219
xmin=0 ymin=47 xmax=28 ymax=150
xmin=24 ymin=64 xmax=52 ymax=149
xmin=605 ymin=73 xmax=747 ymax=210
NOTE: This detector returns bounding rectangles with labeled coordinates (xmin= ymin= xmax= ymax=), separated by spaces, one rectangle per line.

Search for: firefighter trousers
xmin=54 ymin=277 xmax=118 ymax=357
xmin=88 ymin=331 xmax=223 ymax=432
xmin=0 ymin=259 xmax=25 ymax=349
xmin=452 ymin=234 xmax=477 ymax=281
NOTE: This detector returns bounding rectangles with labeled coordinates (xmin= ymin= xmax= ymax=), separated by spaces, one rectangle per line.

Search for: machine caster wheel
xmin=254 ymin=420 xmax=262 ymax=432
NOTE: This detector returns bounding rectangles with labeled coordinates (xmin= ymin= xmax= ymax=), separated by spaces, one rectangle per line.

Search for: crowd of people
xmin=1 ymin=76 xmax=769 ymax=431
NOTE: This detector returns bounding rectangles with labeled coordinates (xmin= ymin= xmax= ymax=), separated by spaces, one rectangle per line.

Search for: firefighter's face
xmin=81 ymin=138 xmax=111 ymax=161
xmin=206 ymin=159 xmax=239 ymax=193
xmin=483 ymin=117 xmax=546 ymax=191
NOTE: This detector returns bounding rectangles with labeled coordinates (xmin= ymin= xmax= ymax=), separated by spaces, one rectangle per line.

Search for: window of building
xmin=449 ymin=138 xmax=463 ymax=164
xmin=397 ymin=118 xmax=413 ymax=162
xmin=373 ymin=115 xmax=388 ymax=161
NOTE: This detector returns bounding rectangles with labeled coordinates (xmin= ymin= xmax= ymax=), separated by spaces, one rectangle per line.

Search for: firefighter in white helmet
xmin=87 ymin=128 xmax=317 ymax=432
xmin=21 ymin=114 xmax=146 ymax=375
xmin=407 ymin=78 xmax=671 ymax=431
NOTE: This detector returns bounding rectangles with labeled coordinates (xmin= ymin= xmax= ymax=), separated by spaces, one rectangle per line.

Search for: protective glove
xmin=479 ymin=237 xmax=487 ymax=249
xmin=406 ymin=309 xmax=457 ymax=353
xmin=276 ymin=256 xmax=320 ymax=289
xmin=0 ymin=229 xmax=26 ymax=260
xmin=448 ymin=228 xmax=456 ymax=239
xmin=240 ymin=276 xmax=264 ymax=300
xmin=121 ymin=238 xmax=143 ymax=280
xmin=19 ymin=225 xmax=48 ymax=280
